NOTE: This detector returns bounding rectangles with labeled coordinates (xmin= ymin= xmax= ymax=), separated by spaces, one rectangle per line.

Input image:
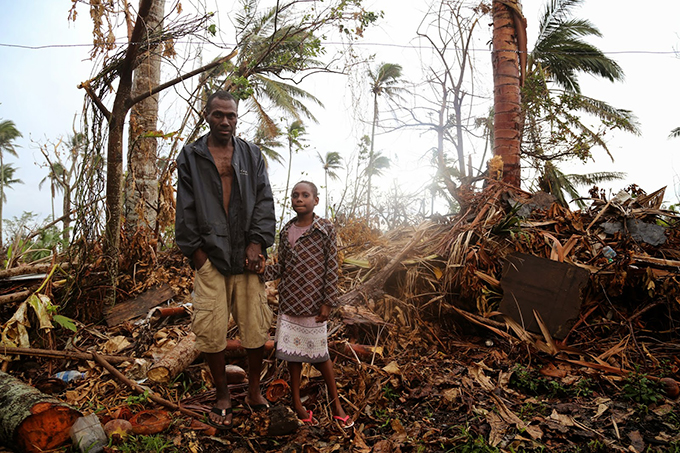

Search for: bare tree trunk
xmin=124 ymin=0 xmax=165 ymax=235
xmin=104 ymin=0 xmax=155 ymax=305
xmin=62 ymin=188 xmax=71 ymax=244
xmin=492 ymin=0 xmax=523 ymax=188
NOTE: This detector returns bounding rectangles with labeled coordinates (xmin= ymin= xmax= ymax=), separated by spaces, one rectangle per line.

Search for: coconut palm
xmin=367 ymin=62 xmax=403 ymax=221
xmin=0 ymin=120 xmax=22 ymax=247
xmin=316 ymin=151 xmax=343 ymax=217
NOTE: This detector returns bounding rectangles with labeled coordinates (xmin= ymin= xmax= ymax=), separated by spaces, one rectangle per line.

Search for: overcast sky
xmin=0 ymin=0 xmax=678 ymax=232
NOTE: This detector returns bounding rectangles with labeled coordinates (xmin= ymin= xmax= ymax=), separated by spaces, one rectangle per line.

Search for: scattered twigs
xmin=90 ymin=351 xmax=203 ymax=420
xmin=0 ymin=346 xmax=131 ymax=364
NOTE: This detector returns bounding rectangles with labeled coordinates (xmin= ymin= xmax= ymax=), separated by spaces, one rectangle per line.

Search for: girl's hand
xmin=315 ymin=304 xmax=331 ymax=323
xmin=256 ymin=254 xmax=266 ymax=274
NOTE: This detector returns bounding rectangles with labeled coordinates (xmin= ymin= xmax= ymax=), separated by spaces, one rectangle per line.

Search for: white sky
xmin=0 ymin=0 xmax=679 ymax=230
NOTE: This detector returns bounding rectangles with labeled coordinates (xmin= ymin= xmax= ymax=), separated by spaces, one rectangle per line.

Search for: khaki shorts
xmin=192 ymin=259 xmax=273 ymax=353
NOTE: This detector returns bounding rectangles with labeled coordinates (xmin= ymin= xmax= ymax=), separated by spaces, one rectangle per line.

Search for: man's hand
xmin=315 ymin=304 xmax=331 ymax=323
xmin=192 ymin=248 xmax=208 ymax=270
xmin=245 ymin=242 xmax=263 ymax=273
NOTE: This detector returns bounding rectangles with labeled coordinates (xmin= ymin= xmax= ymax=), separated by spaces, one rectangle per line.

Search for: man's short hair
xmin=205 ymin=91 xmax=237 ymax=114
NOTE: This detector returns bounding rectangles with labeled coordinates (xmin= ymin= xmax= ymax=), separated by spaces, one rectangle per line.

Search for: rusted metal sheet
xmin=499 ymin=253 xmax=589 ymax=339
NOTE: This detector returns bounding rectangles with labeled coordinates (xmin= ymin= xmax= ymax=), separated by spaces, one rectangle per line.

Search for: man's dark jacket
xmin=175 ymin=134 xmax=276 ymax=275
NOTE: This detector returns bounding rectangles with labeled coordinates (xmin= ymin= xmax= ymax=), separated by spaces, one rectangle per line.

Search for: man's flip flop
xmin=300 ymin=410 xmax=319 ymax=426
xmin=208 ymin=406 xmax=233 ymax=430
xmin=245 ymin=401 xmax=270 ymax=413
xmin=333 ymin=414 xmax=354 ymax=429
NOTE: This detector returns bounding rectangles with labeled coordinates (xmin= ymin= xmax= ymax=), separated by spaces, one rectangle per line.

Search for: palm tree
xmin=316 ymin=151 xmax=343 ymax=218
xmin=491 ymin=0 xmax=524 ymax=188
xmin=519 ymin=0 xmax=639 ymax=197
xmin=39 ymin=162 xmax=65 ymax=220
xmin=527 ymin=0 xmax=623 ymax=93
xmin=278 ymin=120 xmax=306 ymax=232
xmin=364 ymin=151 xmax=390 ymax=221
xmin=367 ymin=62 xmax=403 ymax=221
xmin=0 ymin=120 xmax=22 ymax=247
xmin=253 ymin=123 xmax=284 ymax=166
xmin=670 ymin=127 xmax=680 ymax=139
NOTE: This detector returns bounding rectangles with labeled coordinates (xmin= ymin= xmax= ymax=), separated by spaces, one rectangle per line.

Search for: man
xmin=175 ymin=90 xmax=276 ymax=428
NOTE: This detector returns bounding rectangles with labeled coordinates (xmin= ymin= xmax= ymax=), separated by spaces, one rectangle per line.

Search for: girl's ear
xmin=314 ymin=196 xmax=319 ymax=206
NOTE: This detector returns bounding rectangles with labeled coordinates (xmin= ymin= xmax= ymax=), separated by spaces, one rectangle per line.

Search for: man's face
xmin=205 ymin=98 xmax=238 ymax=145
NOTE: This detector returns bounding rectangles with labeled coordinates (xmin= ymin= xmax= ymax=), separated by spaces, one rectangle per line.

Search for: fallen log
xmin=0 ymin=289 xmax=35 ymax=306
xmin=148 ymin=334 xmax=380 ymax=384
xmin=0 ymin=346 xmax=132 ymax=364
xmin=0 ymin=370 xmax=81 ymax=453
xmin=147 ymin=333 xmax=201 ymax=384
xmin=0 ymin=262 xmax=70 ymax=280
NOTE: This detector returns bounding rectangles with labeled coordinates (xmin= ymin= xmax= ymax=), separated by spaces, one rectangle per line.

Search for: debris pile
xmin=0 ymin=181 xmax=679 ymax=452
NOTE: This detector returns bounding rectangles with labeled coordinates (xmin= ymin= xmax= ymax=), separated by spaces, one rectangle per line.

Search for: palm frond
xmin=0 ymin=120 xmax=23 ymax=158
xmin=669 ymin=127 xmax=680 ymax=139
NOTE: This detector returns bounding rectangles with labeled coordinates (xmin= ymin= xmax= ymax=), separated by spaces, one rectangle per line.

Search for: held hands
xmin=244 ymin=242 xmax=263 ymax=273
xmin=315 ymin=304 xmax=331 ymax=323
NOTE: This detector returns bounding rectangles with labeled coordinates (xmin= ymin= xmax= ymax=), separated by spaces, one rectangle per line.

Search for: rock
xmin=267 ymin=405 xmax=299 ymax=436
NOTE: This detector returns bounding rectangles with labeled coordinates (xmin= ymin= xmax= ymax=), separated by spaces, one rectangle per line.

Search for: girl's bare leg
xmin=313 ymin=359 xmax=346 ymax=419
xmin=288 ymin=361 xmax=308 ymax=419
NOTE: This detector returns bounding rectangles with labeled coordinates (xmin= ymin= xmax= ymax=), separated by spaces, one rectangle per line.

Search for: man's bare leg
xmin=245 ymin=346 xmax=269 ymax=409
xmin=205 ymin=350 xmax=232 ymax=426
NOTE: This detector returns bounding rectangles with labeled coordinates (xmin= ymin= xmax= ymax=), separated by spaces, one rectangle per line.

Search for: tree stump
xmin=0 ymin=371 xmax=81 ymax=452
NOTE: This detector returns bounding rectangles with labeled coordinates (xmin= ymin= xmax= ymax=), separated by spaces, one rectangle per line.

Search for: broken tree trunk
xmin=147 ymin=332 xmax=201 ymax=384
xmin=0 ymin=370 xmax=81 ymax=453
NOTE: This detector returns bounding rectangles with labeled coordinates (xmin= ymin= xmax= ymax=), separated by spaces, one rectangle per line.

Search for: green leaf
xmin=208 ymin=24 xmax=217 ymax=36
xmin=53 ymin=314 xmax=78 ymax=333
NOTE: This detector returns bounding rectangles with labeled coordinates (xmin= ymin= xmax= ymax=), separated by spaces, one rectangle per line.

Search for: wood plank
xmin=105 ymin=283 xmax=175 ymax=326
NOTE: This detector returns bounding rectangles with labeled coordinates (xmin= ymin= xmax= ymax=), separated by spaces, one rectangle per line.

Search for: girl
xmin=263 ymin=181 xmax=353 ymax=428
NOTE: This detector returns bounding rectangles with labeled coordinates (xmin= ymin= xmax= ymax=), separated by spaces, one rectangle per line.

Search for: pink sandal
xmin=333 ymin=414 xmax=354 ymax=429
xmin=300 ymin=410 xmax=319 ymax=426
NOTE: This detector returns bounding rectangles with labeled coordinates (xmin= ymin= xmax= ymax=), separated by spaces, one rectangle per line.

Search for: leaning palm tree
xmin=316 ymin=151 xmax=343 ymax=217
xmin=367 ymin=62 xmax=403 ymax=221
xmin=0 ymin=120 xmax=22 ymax=247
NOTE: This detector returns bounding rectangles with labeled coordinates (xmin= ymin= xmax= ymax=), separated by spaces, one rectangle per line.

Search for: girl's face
xmin=291 ymin=183 xmax=319 ymax=216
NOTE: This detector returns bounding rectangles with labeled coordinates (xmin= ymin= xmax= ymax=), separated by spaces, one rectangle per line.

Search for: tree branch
xmin=128 ymin=49 xmax=238 ymax=107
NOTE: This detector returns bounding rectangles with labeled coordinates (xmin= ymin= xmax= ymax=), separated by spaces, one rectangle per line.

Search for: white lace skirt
xmin=275 ymin=314 xmax=330 ymax=363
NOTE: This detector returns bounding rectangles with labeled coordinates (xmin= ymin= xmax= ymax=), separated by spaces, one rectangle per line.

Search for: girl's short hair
xmin=293 ymin=180 xmax=318 ymax=197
